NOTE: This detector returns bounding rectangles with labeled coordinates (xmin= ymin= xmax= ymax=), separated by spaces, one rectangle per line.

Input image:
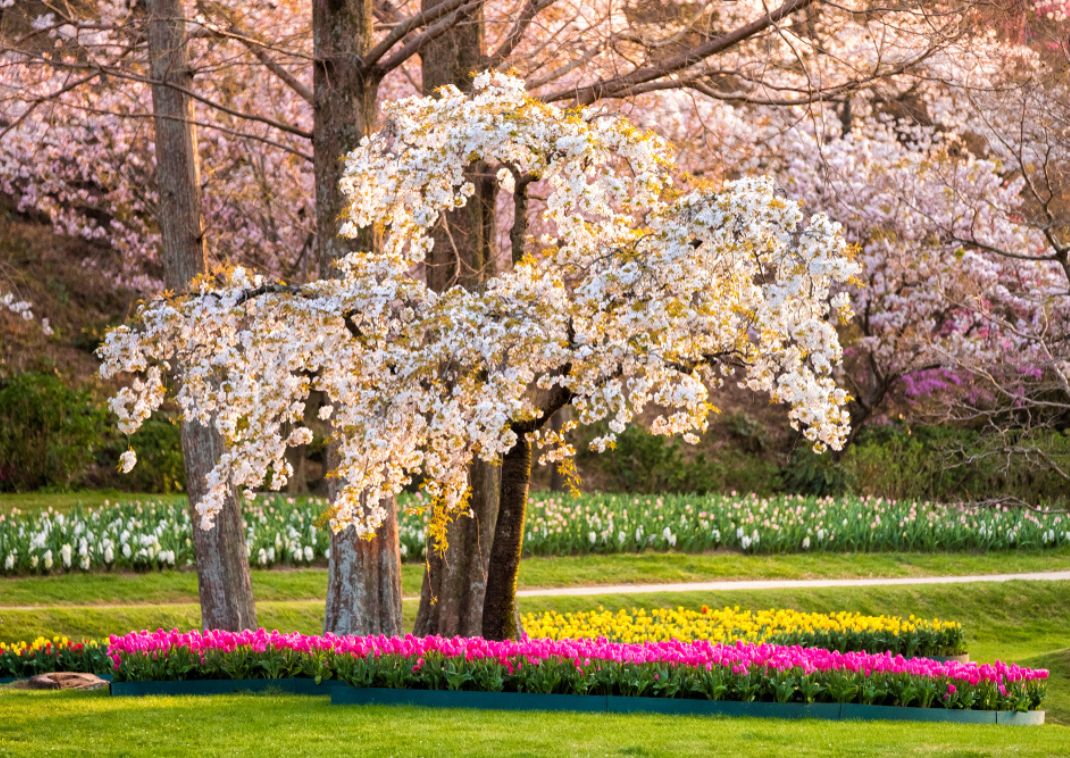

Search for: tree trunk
xmin=413 ymin=1 xmax=503 ymax=637
xmin=420 ymin=0 xmax=493 ymax=292
xmin=324 ymin=494 xmax=403 ymax=636
xmin=313 ymin=0 xmax=402 ymax=636
xmin=482 ymin=432 xmax=533 ymax=641
xmin=146 ymin=0 xmax=256 ymax=631
xmin=414 ymin=460 xmax=500 ymax=636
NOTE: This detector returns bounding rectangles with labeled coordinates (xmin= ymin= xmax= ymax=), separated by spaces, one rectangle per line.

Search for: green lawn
xmin=3 ymin=548 xmax=1068 ymax=608
xmin=1 ymin=689 xmax=1066 ymax=757
xmin=0 ymin=490 xmax=185 ymax=513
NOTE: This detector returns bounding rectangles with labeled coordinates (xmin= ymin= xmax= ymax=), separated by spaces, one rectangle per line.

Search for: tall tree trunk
xmin=482 ymin=431 xmax=532 ymax=641
xmin=414 ymin=0 xmax=503 ymax=637
xmin=313 ymin=0 xmax=401 ymax=636
xmin=146 ymin=0 xmax=256 ymax=630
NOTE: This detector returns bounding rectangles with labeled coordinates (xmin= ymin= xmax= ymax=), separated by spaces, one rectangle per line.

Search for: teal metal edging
xmin=331 ymin=687 xmax=606 ymax=713
xmin=328 ymin=686 xmax=1045 ymax=725
xmin=103 ymin=678 xmax=1045 ymax=725
xmin=110 ymin=677 xmax=327 ymax=697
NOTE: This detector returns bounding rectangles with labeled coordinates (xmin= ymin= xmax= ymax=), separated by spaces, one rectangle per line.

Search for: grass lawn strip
xmin=0 ymin=690 xmax=1067 ymax=757
xmin=2 ymin=549 xmax=1070 ymax=607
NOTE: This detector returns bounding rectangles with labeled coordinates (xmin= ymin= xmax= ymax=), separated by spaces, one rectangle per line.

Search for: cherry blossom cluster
xmin=99 ymin=74 xmax=857 ymax=536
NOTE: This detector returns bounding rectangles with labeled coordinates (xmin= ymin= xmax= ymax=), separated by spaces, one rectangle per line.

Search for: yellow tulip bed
xmin=521 ymin=606 xmax=966 ymax=658
xmin=0 ymin=636 xmax=110 ymax=679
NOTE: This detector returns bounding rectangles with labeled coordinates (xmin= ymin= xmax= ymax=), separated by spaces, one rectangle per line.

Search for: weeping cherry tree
xmin=99 ymin=73 xmax=858 ymax=639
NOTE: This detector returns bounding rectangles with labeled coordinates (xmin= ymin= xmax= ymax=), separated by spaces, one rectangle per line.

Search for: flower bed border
xmin=107 ymin=678 xmax=1043 ymax=724
xmin=330 ymin=686 xmax=1044 ymax=724
xmin=110 ymin=678 xmax=327 ymax=697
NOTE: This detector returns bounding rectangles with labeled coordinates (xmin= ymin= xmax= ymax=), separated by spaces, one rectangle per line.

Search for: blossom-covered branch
xmin=100 ymin=73 xmax=857 ymax=537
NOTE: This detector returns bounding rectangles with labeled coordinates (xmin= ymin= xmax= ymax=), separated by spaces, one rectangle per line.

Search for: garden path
xmin=513 ymin=569 xmax=1070 ymax=598
xmin=2 ymin=570 xmax=1069 ymax=609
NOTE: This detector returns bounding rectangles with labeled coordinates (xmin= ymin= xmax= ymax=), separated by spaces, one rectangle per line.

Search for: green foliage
xmin=842 ymin=425 xmax=1070 ymax=506
xmin=589 ymin=427 xmax=722 ymax=493
xmin=0 ymin=372 xmax=185 ymax=494
xmin=101 ymin=418 xmax=185 ymax=493
xmin=578 ymin=416 xmax=781 ymax=495
xmin=580 ymin=418 xmax=1069 ymax=506
xmin=0 ymin=373 xmax=108 ymax=491
xmin=781 ymin=447 xmax=850 ymax=497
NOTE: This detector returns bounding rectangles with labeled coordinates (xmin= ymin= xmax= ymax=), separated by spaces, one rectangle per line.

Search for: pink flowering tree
xmin=615 ymin=4 xmax=1070 ymax=446
xmin=101 ymin=74 xmax=858 ymax=638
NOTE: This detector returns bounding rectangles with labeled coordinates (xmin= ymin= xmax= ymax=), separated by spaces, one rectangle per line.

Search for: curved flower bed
xmin=521 ymin=606 xmax=965 ymax=658
xmin=1 ymin=636 xmax=110 ymax=679
xmin=107 ymin=629 xmax=1046 ymax=712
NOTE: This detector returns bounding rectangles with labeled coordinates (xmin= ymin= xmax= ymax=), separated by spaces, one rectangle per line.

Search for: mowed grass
xmin=3 ymin=548 xmax=1069 ymax=608
xmin=0 ymin=490 xmax=185 ymax=513
xmin=1 ymin=690 xmax=1067 ymax=757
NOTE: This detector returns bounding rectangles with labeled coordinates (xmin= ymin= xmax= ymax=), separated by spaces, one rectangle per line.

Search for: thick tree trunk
xmin=414 ymin=461 xmax=500 ymax=636
xmin=324 ymin=494 xmax=403 ymax=636
xmin=413 ymin=1 xmax=503 ymax=637
xmin=481 ymin=432 xmax=533 ymax=641
xmin=146 ymin=0 xmax=256 ymax=630
xmin=181 ymin=422 xmax=257 ymax=630
xmin=313 ymin=0 xmax=402 ymax=636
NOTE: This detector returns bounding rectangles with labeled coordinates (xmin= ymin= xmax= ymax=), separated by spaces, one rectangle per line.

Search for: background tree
xmin=413 ymin=0 xmax=503 ymax=638
xmin=143 ymin=0 xmax=255 ymax=629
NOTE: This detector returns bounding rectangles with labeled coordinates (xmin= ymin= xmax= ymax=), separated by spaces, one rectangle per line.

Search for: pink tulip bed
xmin=107 ymin=629 xmax=1047 ymax=713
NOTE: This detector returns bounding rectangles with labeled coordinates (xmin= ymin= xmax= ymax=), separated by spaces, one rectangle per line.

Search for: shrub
xmin=100 ymin=417 xmax=185 ymax=493
xmin=576 ymin=418 xmax=781 ymax=495
xmin=0 ymin=372 xmax=107 ymax=491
